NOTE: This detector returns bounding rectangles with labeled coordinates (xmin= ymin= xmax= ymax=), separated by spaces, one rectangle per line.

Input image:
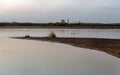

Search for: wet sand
xmin=12 ymin=37 xmax=120 ymax=58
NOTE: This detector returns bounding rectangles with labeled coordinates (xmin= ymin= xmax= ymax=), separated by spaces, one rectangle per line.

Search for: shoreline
xmin=1 ymin=22 xmax=120 ymax=29
xmin=12 ymin=37 xmax=120 ymax=58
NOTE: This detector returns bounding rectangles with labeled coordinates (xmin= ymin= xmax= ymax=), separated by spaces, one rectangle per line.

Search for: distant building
xmin=67 ymin=17 xmax=69 ymax=24
xmin=61 ymin=19 xmax=66 ymax=24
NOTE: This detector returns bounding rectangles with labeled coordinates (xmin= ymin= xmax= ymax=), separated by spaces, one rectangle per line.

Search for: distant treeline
xmin=0 ymin=22 xmax=120 ymax=29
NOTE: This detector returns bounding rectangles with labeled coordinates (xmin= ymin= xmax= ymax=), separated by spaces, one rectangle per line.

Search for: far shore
xmin=1 ymin=22 xmax=120 ymax=29
xmin=12 ymin=36 xmax=120 ymax=58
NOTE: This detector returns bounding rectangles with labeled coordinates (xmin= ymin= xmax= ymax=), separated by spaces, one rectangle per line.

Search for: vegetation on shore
xmin=48 ymin=32 xmax=56 ymax=38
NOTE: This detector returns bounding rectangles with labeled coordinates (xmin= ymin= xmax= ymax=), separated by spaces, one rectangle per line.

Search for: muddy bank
xmin=12 ymin=37 xmax=120 ymax=58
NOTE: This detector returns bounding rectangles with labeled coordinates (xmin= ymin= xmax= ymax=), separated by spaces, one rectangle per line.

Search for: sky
xmin=0 ymin=0 xmax=120 ymax=23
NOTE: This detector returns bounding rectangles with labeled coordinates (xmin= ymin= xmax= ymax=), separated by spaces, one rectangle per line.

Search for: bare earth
xmin=12 ymin=37 xmax=120 ymax=58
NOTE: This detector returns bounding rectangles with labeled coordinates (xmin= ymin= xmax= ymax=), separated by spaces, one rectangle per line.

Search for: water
xmin=0 ymin=29 xmax=120 ymax=39
xmin=0 ymin=29 xmax=120 ymax=75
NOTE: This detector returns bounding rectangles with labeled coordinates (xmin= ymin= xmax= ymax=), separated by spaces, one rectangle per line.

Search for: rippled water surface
xmin=0 ymin=29 xmax=120 ymax=75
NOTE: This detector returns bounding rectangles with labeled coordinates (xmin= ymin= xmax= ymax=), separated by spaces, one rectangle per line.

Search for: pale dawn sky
xmin=0 ymin=0 xmax=120 ymax=23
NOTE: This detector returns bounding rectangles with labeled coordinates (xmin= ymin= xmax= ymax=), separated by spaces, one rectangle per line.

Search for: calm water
xmin=0 ymin=29 xmax=120 ymax=38
xmin=0 ymin=29 xmax=120 ymax=75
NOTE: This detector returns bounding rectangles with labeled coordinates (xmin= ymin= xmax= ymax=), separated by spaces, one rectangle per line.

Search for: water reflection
xmin=0 ymin=29 xmax=120 ymax=75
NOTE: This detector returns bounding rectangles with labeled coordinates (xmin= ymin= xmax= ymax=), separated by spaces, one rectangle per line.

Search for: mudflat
xmin=12 ymin=37 xmax=120 ymax=58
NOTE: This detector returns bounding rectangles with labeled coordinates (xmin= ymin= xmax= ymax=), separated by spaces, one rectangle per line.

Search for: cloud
xmin=0 ymin=0 xmax=120 ymax=23
xmin=103 ymin=7 xmax=120 ymax=10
